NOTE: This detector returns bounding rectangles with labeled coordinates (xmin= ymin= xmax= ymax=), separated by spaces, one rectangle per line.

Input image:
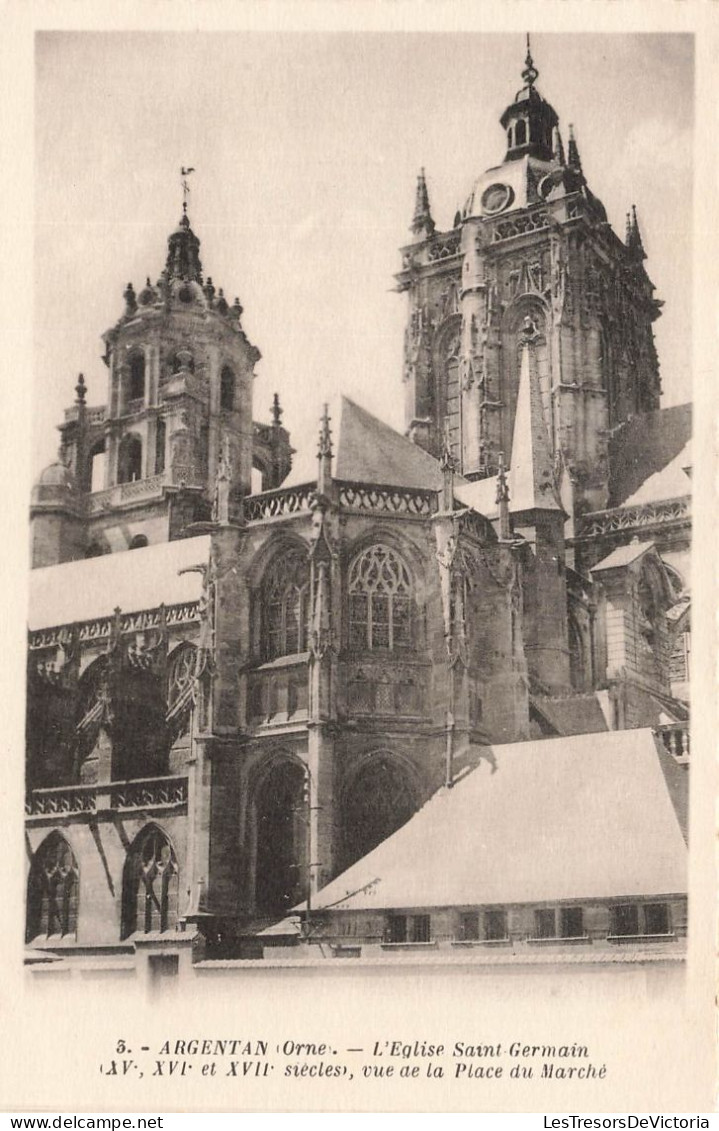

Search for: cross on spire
xmin=522 ymin=33 xmax=538 ymax=88
xmin=181 ymin=166 xmax=195 ymax=215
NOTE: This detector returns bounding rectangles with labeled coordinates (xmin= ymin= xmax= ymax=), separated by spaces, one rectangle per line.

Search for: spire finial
xmin=553 ymin=126 xmax=566 ymax=166
xmin=567 ymin=123 xmax=583 ymax=173
xmin=627 ymin=203 xmax=646 ymax=259
xmin=317 ymin=404 xmax=333 ymax=496
xmin=410 ymin=167 xmax=435 ymax=238
xmin=75 ymin=373 xmax=87 ymax=405
xmin=496 ymin=451 xmax=511 ymax=540
xmin=522 ymin=33 xmax=538 ymax=88
xmin=440 ymin=423 xmax=456 ymax=510
xmin=213 ymin=432 xmax=232 ymax=525
xmin=180 ymin=166 xmax=195 ymax=217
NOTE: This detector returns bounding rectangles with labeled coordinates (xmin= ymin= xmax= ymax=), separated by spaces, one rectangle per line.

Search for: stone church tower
xmin=398 ymin=40 xmax=662 ymax=527
xmin=30 ymin=206 xmax=292 ymax=565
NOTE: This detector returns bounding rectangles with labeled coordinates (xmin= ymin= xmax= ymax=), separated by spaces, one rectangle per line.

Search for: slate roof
xmin=531 ymin=693 xmax=609 ymax=736
xmin=302 ymin=729 xmax=687 ymax=912
xmin=509 ymin=336 xmax=563 ymax=514
xmin=283 ymin=396 xmax=449 ymax=492
xmin=608 ymin=404 xmax=692 ymax=508
xmin=590 ymin=539 xmax=655 ymax=573
xmin=28 ymin=535 xmax=211 ymax=630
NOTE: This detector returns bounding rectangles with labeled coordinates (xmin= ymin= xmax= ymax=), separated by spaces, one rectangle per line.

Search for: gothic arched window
xmin=122 ymin=826 xmax=179 ymax=938
xmin=167 ymin=643 xmax=198 ymax=737
xmin=220 ymin=366 xmax=236 ymax=412
xmin=262 ymin=549 xmax=310 ymax=660
xmin=349 ymin=544 xmax=413 ymax=651
xmin=341 ymin=755 xmax=417 ymax=869
xmin=26 ymin=832 xmax=79 ymax=942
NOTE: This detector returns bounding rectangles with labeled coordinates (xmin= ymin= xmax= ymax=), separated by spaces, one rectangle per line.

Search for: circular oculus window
xmin=481 ymin=183 xmax=514 ymax=215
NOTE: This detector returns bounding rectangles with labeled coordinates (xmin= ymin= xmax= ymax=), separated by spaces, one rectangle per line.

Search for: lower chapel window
xmin=349 ymin=544 xmax=413 ymax=651
xmin=26 ymin=833 xmax=79 ymax=941
xmin=385 ymin=914 xmax=431 ymax=944
xmin=122 ymin=827 xmax=179 ymax=938
xmin=611 ymin=903 xmax=671 ymax=937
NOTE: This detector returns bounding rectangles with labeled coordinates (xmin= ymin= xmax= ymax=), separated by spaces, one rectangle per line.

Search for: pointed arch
xmin=250 ymin=754 xmax=307 ymax=916
xmin=26 ymin=831 xmax=79 ymax=942
xmin=260 ymin=546 xmax=310 ymax=660
xmin=348 ymin=543 xmax=414 ymax=651
xmin=340 ymin=751 xmax=421 ymax=870
xmin=121 ymin=824 xmax=179 ymax=938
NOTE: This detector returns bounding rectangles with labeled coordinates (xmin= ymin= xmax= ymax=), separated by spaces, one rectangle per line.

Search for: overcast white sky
xmin=33 ymin=32 xmax=693 ymax=477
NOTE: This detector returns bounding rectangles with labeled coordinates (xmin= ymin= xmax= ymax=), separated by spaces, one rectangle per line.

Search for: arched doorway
xmin=254 ymin=759 xmax=307 ymax=917
xmin=341 ymin=754 xmax=418 ymax=870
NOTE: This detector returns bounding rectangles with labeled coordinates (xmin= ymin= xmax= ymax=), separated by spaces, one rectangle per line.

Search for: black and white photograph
xmin=3 ymin=11 xmax=715 ymax=1115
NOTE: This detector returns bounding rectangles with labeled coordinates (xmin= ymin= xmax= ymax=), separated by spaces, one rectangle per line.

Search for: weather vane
xmin=181 ymin=166 xmax=196 ymax=214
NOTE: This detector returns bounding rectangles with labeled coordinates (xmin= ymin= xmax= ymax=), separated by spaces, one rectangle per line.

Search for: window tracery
xmin=122 ymin=826 xmax=178 ymax=937
xmin=26 ymin=833 xmax=79 ymax=941
xmin=348 ymin=544 xmax=413 ymax=651
xmin=261 ymin=550 xmax=310 ymax=660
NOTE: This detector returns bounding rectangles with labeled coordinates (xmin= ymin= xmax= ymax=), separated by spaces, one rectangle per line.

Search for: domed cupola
xmin=499 ymin=36 xmax=558 ymax=163
xmin=165 ymin=209 xmax=203 ymax=283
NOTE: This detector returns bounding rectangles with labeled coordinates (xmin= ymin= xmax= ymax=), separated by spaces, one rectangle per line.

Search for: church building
xmin=25 ymin=42 xmax=690 ymax=976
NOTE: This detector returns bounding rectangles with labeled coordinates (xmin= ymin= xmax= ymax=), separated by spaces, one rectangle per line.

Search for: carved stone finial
xmin=496 ymin=451 xmax=511 ymax=540
xmin=272 ymin=393 xmax=283 ymax=427
xmin=411 ymin=168 xmax=435 ymax=238
xmin=567 ymin=123 xmax=583 ymax=174
xmin=213 ymin=433 xmax=232 ymax=525
xmin=440 ymin=425 xmax=456 ymax=510
xmin=317 ymin=404 xmax=333 ymax=497
xmin=75 ymin=373 xmax=87 ymax=405
xmin=123 ymin=282 xmax=137 ymax=316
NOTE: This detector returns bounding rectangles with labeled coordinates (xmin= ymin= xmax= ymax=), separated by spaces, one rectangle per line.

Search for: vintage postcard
xmin=1 ymin=1 xmax=716 ymax=1115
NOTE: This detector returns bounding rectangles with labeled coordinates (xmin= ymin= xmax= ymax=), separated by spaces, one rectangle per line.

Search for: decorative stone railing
xmin=244 ymin=483 xmax=315 ymax=522
xmin=28 ymin=601 xmax=200 ymax=651
xmin=492 ymin=209 xmax=550 ymax=242
xmin=575 ymin=497 xmax=691 ymax=540
xmin=25 ymin=783 xmax=97 ymax=816
xmin=86 ymin=405 xmax=107 ymax=425
xmin=337 ymin=482 xmax=437 ymax=518
xmin=655 ymin=723 xmax=690 ymax=764
xmin=26 ymin=775 xmax=189 ymax=818
xmin=123 ymin=397 xmax=145 ymax=417
xmin=109 ymin=775 xmax=188 ymax=810
xmin=427 ymin=233 xmax=461 ymax=262
xmin=87 ymin=472 xmax=168 ymax=512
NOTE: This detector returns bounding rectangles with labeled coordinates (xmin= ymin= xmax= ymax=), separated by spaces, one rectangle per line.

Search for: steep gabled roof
xmin=509 ymin=339 xmax=563 ymax=514
xmin=608 ymin=404 xmax=692 ymax=508
xmin=305 ymin=729 xmax=687 ymax=912
xmin=284 ymin=395 xmax=449 ymax=492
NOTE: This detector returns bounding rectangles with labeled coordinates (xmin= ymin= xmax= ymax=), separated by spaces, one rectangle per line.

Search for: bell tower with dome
xmin=30 ymin=199 xmax=293 ymax=566
xmin=398 ymin=36 xmax=663 ymax=524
